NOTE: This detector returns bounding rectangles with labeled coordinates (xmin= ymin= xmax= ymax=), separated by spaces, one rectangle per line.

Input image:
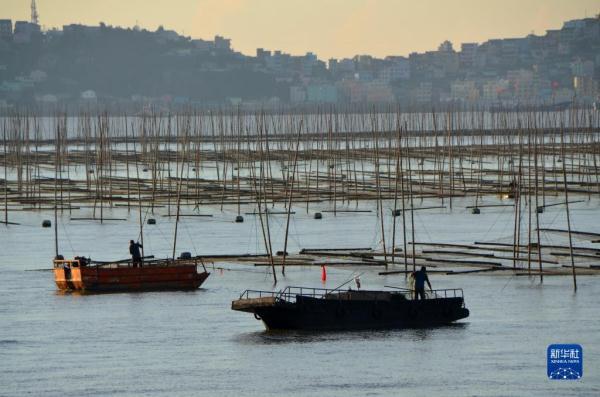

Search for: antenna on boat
xmin=329 ymin=272 xmax=365 ymax=293
xmin=53 ymin=115 xmax=60 ymax=258
xmin=172 ymin=119 xmax=186 ymax=260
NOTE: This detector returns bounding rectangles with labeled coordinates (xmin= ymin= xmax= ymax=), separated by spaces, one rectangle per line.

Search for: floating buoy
xmin=392 ymin=209 xmax=402 ymax=217
xmin=321 ymin=265 xmax=327 ymax=281
xmin=235 ymin=215 xmax=244 ymax=223
xmin=314 ymin=212 xmax=323 ymax=220
xmin=536 ymin=206 xmax=544 ymax=214
xmin=147 ymin=218 xmax=156 ymax=225
xmin=471 ymin=208 xmax=481 ymax=214
xmin=42 ymin=220 xmax=52 ymax=227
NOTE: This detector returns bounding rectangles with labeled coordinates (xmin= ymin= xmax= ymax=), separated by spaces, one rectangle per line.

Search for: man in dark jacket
xmin=413 ymin=266 xmax=432 ymax=300
xmin=129 ymin=240 xmax=143 ymax=267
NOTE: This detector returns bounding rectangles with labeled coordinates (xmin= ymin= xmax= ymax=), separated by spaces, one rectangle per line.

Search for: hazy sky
xmin=3 ymin=0 xmax=599 ymax=58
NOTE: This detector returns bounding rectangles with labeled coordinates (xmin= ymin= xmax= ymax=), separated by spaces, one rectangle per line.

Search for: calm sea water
xmin=1 ymin=197 xmax=599 ymax=396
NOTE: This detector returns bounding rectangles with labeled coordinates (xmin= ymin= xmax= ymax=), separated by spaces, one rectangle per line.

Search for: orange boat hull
xmin=54 ymin=264 xmax=210 ymax=292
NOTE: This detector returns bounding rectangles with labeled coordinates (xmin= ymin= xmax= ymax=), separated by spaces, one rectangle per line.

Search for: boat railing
xmin=52 ymin=255 xmax=186 ymax=269
xmin=239 ymin=286 xmax=464 ymax=303
xmin=428 ymin=288 xmax=464 ymax=299
xmin=53 ymin=259 xmax=81 ymax=268
xmin=238 ymin=289 xmax=280 ymax=300
xmin=277 ymin=286 xmax=333 ymax=302
xmin=384 ymin=285 xmax=464 ymax=300
xmin=238 ymin=286 xmax=387 ymax=303
xmin=238 ymin=286 xmax=338 ymax=302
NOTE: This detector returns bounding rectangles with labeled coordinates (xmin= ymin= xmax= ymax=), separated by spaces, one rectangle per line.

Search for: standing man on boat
xmin=129 ymin=240 xmax=143 ymax=267
xmin=413 ymin=266 xmax=432 ymax=300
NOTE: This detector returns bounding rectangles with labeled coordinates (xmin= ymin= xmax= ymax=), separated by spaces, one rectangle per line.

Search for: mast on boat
xmin=134 ymin=132 xmax=144 ymax=263
xmin=53 ymin=115 xmax=60 ymax=258
xmin=172 ymin=120 xmax=187 ymax=260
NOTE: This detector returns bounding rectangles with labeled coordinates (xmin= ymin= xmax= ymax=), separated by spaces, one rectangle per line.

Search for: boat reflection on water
xmin=234 ymin=322 xmax=467 ymax=346
xmin=232 ymin=286 xmax=469 ymax=331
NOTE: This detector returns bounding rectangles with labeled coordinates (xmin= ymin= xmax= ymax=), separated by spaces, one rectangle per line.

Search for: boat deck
xmin=53 ymin=258 xmax=210 ymax=292
xmin=232 ymin=286 xmax=465 ymax=311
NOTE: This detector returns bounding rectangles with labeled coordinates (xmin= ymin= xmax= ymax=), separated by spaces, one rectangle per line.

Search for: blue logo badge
xmin=547 ymin=344 xmax=583 ymax=380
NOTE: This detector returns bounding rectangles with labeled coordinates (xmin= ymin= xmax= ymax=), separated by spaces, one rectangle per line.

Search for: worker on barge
xmin=413 ymin=266 xmax=432 ymax=300
xmin=129 ymin=240 xmax=143 ymax=267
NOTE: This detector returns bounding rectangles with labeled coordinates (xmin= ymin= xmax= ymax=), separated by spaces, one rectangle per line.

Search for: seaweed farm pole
xmin=98 ymin=115 xmax=104 ymax=223
xmin=329 ymin=111 xmax=337 ymax=215
xmin=304 ymin=126 xmax=311 ymax=213
xmin=405 ymin=123 xmax=416 ymax=272
xmin=263 ymin=116 xmax=276 ymax=208
xmin=99 ymin=115 xmax=107 ymax=223
xmin=125 ymin=120 xmax=131 ymax=212
xmin=400 ymin=127 xmax=408 ymax=276
xmin=432 ymin=110 xmax=444 ymax=204
xmin=259 ymin=117 xmax=275 ymax=269
xmin=236 ymin=111 xmax=242 ymax=217
xmin=512 ymin=125 xmax=523 ymax=269
xmin=253 ymin=114 xmax=276 ymax=283
xmin=447 ymin=111 xmax=454 ymax=210
xmin=372 ymin=112 xmax=388 ymax=262
xmin=391 ymin=123 xmax=401 ymax=266
xmin=84 ymin=113 xmax=91 ymax=191
xmin=3 ymin=124 xmax=7 ymax=226
xmin=527 ymin=122 xmax=533 ymax=274
xmin=561 ymin=122 xmax=577 ymax=291
xmin=534 ymin=122 xmax=543 ymax=283
xmin=34 ymin=117 xmax=41 ymax=208
xmin=282 ymin=120 xmax=303 ymax=276
xmin=193 ymin=112 xmax=202 ymax=210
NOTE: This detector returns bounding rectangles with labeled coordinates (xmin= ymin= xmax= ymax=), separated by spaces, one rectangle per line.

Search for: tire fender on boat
xmin=253 ymin=312 xmax=262 ymax=321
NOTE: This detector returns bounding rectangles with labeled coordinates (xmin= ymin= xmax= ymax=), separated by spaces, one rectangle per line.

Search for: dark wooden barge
xmin=53 ymin=257 xmax=210 ymax=292
xmin=232 ymin=286 xmax=469 ymax=331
